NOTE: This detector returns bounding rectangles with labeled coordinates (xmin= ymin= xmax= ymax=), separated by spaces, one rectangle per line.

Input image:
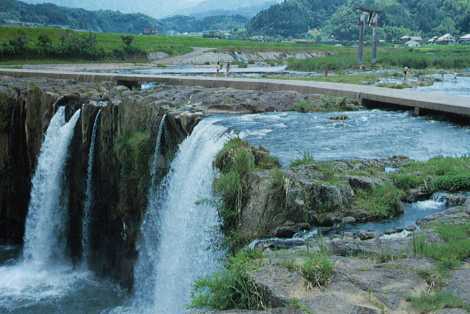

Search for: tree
xmin=37 ymin=33 xmax=52 ymax=54
xmin=121 ymin=35 xmax=135 ymax=48
xmin=9 ymin=31 xmax=28 ymax=55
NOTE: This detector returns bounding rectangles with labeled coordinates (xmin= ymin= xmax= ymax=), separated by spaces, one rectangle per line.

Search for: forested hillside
xmin=0 ymin=0 xmax=159 ymax=33
xmin=248 ymin=0 xmax=470 ymax=41
xmin=1 ymin=0 xmax=248 ymax=34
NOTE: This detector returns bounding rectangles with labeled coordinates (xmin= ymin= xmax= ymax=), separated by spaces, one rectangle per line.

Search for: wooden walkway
xmin=1 ymin=68 xmax=469 ymax=117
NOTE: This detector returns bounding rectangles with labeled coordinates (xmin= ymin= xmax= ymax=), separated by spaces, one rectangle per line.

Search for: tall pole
xmin=371 ymin=13 xmax=379 ymax=65
xmin=357 ymin=13 xmax=366 ymax=65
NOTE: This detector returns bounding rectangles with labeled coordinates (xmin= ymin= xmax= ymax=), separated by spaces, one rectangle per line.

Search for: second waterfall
xmin=128 ymin=118 xmax=228 ymax=314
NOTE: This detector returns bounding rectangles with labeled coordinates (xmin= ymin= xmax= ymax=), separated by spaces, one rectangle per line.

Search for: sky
xmin=22 ymin=0 xmax=274 ymax=18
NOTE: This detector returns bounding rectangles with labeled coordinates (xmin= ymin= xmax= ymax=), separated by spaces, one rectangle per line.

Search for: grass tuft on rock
xmin=290 ymin=152 xmax=316 ymax=168
xmin=301 ymin=251 xmax=334 ymax=289
xmin=191 ymin=250 xmax=268 ymax=311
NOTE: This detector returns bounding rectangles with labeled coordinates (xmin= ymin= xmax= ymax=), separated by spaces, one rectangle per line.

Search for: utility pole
xmin=371 ymin=13 xmax=379 ymax=64
xmin=357 ymin=12 xmax=367 ymax=65
xmin=356 ymin=7 xmax=381 ymax=66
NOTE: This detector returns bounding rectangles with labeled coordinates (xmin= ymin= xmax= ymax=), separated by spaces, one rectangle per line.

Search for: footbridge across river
xmin=1 ymin=68 xmax=469 ymax=119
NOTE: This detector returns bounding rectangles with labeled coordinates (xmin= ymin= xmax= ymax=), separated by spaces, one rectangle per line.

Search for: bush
xmin=301 ymin=251 xmax=334 ymax=288
xmin=191 ymin=250 xmax=268 ymax=310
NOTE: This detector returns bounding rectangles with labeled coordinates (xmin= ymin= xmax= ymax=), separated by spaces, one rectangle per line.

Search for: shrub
xmin=191 ymin=250 xmax=268 ymax=310
xmin=301 ymin=251 xmax=334 ymax=288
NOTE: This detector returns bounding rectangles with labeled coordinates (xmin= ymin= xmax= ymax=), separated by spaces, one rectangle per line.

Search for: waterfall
xmin=23 ymin=107 xmax=81 ymax=265
xmin=82 ymin=109 xmax=101 ymax=267
xmin=130 ymin=118 xmax=227 ymax=314
xmin=131 ymin=114 xmax=167 ymax=307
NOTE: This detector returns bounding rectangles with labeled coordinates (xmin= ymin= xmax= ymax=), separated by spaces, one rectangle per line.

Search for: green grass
xmin=354 ymin=183 xmax=405 ymax=219
xmin=191 ymin=250 xmax=268 ymax=311
xmin=408 ymin=291 xmax=470 ymax=313
xmin=0 ymin=26 xmax=332 ymax=64
xmin=413 ymin=223 xmax=470 ymax=270
xmin=301 ymin=251 xmax=334 ymax=289
xmin=391 ymin=157 xmax=470 ymax=193
xmin=288 ymin=45 xmax=470 ymax=71
xmin=290 ymin=152 xmax=316 ymax=167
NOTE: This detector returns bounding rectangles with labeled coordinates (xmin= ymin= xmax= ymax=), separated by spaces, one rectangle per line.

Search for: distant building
xmin=143 ymin=27 xmax=158 ymax=35
xmin=435 ymin=33 xmax=455 ymax=44
xmin=400 ymin=35 xmax=423 ymax=43
xmin=428 ymin=36 xmax=438 ymax=44
xmin=405 ymin=40 xmax=421 ymax=48
xmin=459 ymin=34 xmax=470 ymax=44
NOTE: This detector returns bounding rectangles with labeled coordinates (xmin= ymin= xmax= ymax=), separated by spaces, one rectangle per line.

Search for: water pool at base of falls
xmin=0 ymin=256 xmax=125 ymax=314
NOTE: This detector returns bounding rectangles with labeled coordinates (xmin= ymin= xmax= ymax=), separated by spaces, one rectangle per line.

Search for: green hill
xmin=248 ymin=0 xmax=470 ymax=41
xmin=0 ymin=0 xmax=160 ymax=34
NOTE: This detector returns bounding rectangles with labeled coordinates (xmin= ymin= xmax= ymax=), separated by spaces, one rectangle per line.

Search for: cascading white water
xmin=23 ymin=107 xmax=81 ymax=265
xmin=128 ymin=118 xmax=227 ymax=314
xmin=132 ymin=114 xmax=167 ymax=306
xmin=82 ymin=109 xmax=101 ymax=267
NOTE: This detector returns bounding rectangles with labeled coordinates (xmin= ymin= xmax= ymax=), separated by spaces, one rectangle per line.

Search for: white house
xmin=435 ymin=33 xmax=455 ymax=44
xmin=459 ymin=34 xmax=470 ymax=44
xmin=405 ymin=40 xmax=421 ymax=48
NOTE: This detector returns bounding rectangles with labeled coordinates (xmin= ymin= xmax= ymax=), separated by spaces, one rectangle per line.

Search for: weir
xmin=1 ymin=69 xmax=470 ymax=118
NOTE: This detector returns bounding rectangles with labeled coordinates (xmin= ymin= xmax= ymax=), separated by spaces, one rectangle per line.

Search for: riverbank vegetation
xmin=287 ymin=45 xmax=470 ymax=72
xmin=391 ymin=157 xmax=470 ymax=193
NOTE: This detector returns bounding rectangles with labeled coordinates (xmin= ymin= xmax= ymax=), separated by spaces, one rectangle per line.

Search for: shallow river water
xmin=217 ymin=110 xmax=470 ymax=166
